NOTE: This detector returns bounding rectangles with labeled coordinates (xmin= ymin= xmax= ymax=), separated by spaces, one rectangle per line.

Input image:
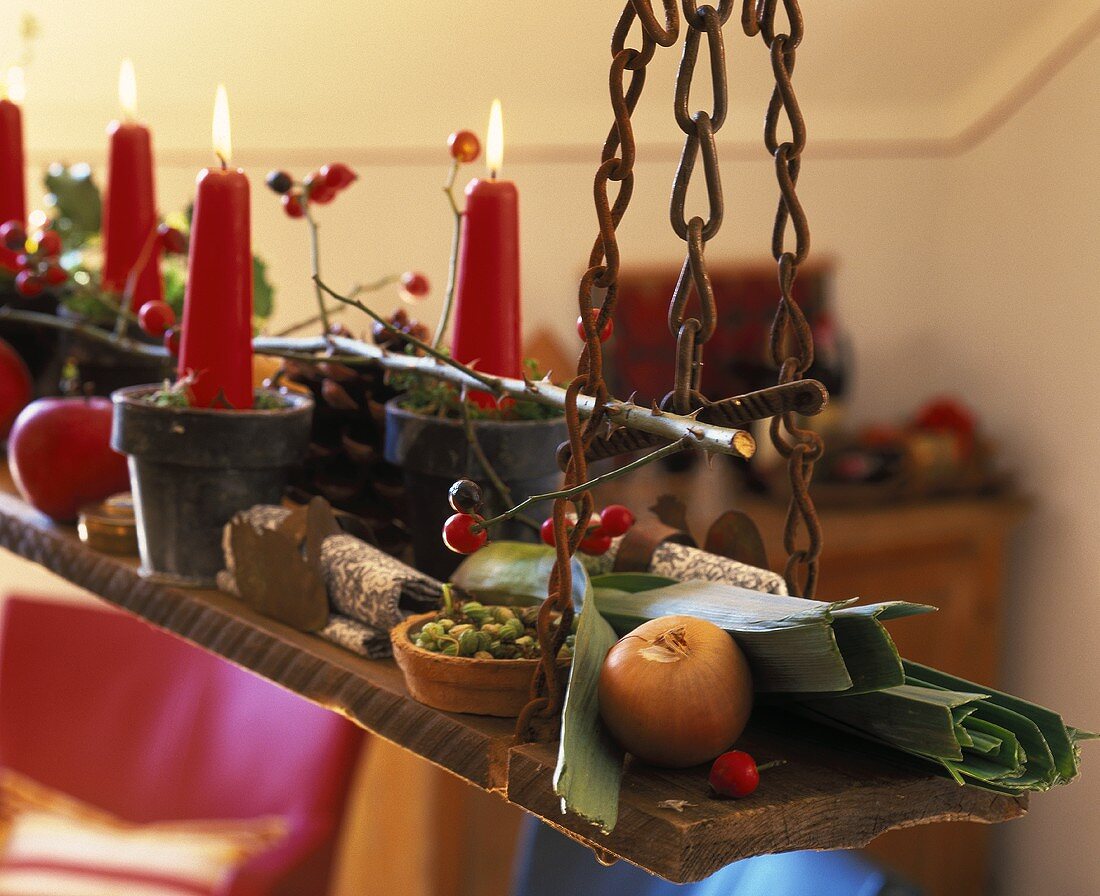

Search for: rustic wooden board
xmin=0 ymin=471 xmax=1027 ymax=882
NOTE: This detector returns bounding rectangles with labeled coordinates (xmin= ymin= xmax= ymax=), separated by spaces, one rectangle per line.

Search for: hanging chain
xmin=667 ymin=0 xmax=732 ymax=413
xmin=515 ymin=0 xmax=680 ymax=741
xmin=743 ymin=0 xmax=823 ymax=599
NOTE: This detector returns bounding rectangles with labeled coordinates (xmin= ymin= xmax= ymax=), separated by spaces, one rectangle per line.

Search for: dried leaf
xmin=704 ymin=510 xmax=769 ymax=570
xmin=656 ymin=799 xmax=694 ymax=813
xmin=649 ymin=494 xmax=690 ymax=534
xmin=230 ymin=521 xmax=329 ymax=632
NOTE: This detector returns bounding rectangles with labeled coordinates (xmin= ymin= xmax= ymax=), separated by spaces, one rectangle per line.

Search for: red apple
xmin=8 ymin=397 xmax=131 ymax=522
xmin=0 ymin=337 xmax=32 ymax=439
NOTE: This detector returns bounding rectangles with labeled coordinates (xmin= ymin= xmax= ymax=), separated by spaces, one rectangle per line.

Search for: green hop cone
xmin=458 ymin=629 xmax=481 ymax=657
xmin=490 ymin=606 xmax=517 ymax=624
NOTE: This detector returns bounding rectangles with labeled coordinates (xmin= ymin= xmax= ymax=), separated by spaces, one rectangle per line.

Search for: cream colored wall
xmin=2 ymin=2 xmax=1099 ymax=894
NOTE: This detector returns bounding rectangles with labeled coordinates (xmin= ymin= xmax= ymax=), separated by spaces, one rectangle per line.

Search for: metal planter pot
xmin=384 ymin=399 xmax=567 ymax=580
xmin=111 ymin=385 xmax=314 ymax=587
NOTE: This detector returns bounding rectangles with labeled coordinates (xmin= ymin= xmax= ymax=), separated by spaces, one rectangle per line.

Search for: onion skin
xmin=598 ymin=615 xmax=753 ymax=768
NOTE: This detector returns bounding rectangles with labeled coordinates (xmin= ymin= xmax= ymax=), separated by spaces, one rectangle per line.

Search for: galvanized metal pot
xmin=111 ymin=385 xmax=314 ymax=588
xmin=384 ymin=399 xmax=567 ymax=580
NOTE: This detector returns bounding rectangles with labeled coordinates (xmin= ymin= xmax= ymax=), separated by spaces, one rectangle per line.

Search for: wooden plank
xmin=0 ymin=471 xmax=1028 ymax=883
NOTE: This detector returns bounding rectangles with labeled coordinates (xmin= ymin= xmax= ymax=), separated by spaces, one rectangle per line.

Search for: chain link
xmin=516 ymin=0 xmax=680 ymax=741
xmin=743 ymin=0 xmax=823 ymax=599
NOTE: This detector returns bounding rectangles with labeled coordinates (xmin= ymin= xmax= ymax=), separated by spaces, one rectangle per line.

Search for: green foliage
xmin=43 ymin=163 xmax=101 ymax=249
xmin=253 ymin=254 xmax=274 ymax=323
xmin=391 ymin=356 xmax=562 ymax=421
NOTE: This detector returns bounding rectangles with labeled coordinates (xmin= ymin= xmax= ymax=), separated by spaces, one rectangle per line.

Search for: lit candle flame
xmin=212 ymin=84 xmax=231 ymax=166
xmin=5 ymin=67 xmax=25 ymax=104
xmin=486 ymin=98 xmax=504 ymax=178
xmin=119 ymin=59 xmax=137 ymax=118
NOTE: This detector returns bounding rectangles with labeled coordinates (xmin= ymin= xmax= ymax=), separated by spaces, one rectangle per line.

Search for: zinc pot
xmin=111 ymin=385 xmax=314 ymax=588
xmin=384 ymin=399 xmax=568 ymax=580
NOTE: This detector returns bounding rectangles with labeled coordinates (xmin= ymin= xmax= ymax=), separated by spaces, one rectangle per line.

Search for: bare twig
xmin=432 ymin=159 xmax=463 ymax=351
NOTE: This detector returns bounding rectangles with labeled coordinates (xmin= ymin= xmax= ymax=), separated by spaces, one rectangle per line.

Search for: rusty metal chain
xmin=666 ymin=0 xmax=733 ymax=413
xmin=743 ymin=0 xmax=823 ymax=599
xmin=516 ymin=0 xmax=680 ymax=741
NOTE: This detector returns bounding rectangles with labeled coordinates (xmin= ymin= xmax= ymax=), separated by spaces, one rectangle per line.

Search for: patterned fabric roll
xmin=318 ymin=615 xmax=393 ymax=660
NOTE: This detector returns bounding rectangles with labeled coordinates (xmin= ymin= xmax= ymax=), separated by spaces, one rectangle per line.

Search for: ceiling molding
xmin=25 ymin=7 xmax=1100 ymax=169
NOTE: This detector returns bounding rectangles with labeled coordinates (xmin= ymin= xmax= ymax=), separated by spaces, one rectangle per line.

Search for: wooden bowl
xmin=391 ymin=612 xmax=570 ymax=717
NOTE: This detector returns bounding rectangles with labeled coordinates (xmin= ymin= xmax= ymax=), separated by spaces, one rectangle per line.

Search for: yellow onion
xmin=598 ymin=615 xmax=753 ymax=768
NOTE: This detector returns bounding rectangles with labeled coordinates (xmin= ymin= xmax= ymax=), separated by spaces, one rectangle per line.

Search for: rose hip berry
xmin=282 ymin=193 xmax=305 ymax=219
xmin=599 ymin=504 xmax=635 ymax=538
xmin=448 ymin=479 xmax=483 ymax=514
xmin=320 ymin=162 xmax=357 ymax=190
xmin=579 ymin=531 xmax=613 ymax=556
xmin=448 ymin=130 xmax=481 ymax=164
xmin=0 ymin=221 xmax=26 ymax=251
xmin=708 ymin=751 xmax=760 ymax=798
xmin=34 ymin=230 xmax=62 ymax=258
xmin=304 ymin=172 xmax=336 ymax=204
xmin=540 ymin=517 xmax=557 ymax=546
xmin=265 ymin=170 xmax=294 ymax=195
xmin=43 ymin=264 xmax=68 ymax=286
xmin=138 ymin=300 xmax=176 ymax=338
xmin=14 ymin=270 xmax=43 ymax=298
xmin=157 ymin=224 xmax=187 ymax=255
xmin=577 ymin=309 xmax=613 ymax=343
xmin=163 ymin=328 xmax=181 ymax=356
xmin=400 ymin=271 xmax=430 ymax=301
xmin=442 ymin=513 xmax=488 ymax=555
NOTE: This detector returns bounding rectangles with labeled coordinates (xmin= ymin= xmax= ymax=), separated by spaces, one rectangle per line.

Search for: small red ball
xmin=540 ymin=518 xmax=556 ymax=547
xmin=442 ymin=513 xmax=488 ymax=555
xmin=138 ymin=300 xmax=176 ymax=338
xmin=0 ymin=220 xmax=26 ymax=251
xmin=14 ymin=271 xmax=43 ymax=298
xmin=304 ymin=172 xmax=336 ymax=205
xmin=448 ymin=130 xmax=481 ymax=164
xmin=599 ymin=504 xmax=635 ymax=538
xmin=14 ymin=253 xmax=32 ymax=270
xmin=34 ymin=230 xmax=62 ymax=258
xmin=282 ymin=193 xmax=305 ymax=219
xmin=163 ymin=328 xmax=181 ymax=356
xmin=400 ymin=271 xmax=430 ymax=300
xmin=577 ymin=309 xmax=613 ymax=343
xmin=157 ymin=224 xmax=188 ymax=255
xmin=579 ymin=531 xmax=613 ymax=556
xmin=320 ymin=162 xmax=358 ymax=190
xmin=43 ymin=264 xmax=68 ymax=286
xmin=708 ymin=751 xmax=759 ymax=798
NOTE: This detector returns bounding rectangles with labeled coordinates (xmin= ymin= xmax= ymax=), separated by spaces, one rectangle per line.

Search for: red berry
xmin=400 ymin=271 xmax=430 ymax=300
xmin=579 ymin=531 xmax=613 ymax=556
xmin=163 ymin=328 xmax=181 ymax=356
xmin=442 ymin=513 xmax=488 ymax=554
xmin=599 ymin=504 xmax=635 ymax=538
xmin=448 ymin=130 xmax=481 ymax=164
xmin=540 ymin=518 xmax=556 ymax=546
xmin=43 ymin=264 xmax=68 ymax=286
xmin=708 ymin=751 xmax=759 ymax=798
xmin=282 ymin=193 xmax=305 ymax=219
xmin=14 ymin=253 xmax=31 ymax=269
xmin=304 ymin=172 xmax=336 ymax=204
xmin=0 ymin=220 xmax=26 ymax=251
xmin=157 ymin=224 xmax=187 ymax=255
xmin=34 ymin=230 xmax=62 ymax=258
xmin=14 ymin=270 xmax=43 ymax=297
xmin=138 ymin=300 xmax=176 ymax=338
xmin=577 ymin=309 xmax=613 ymax=343
xmin=320 ymin=162 xmax=357 ymax=190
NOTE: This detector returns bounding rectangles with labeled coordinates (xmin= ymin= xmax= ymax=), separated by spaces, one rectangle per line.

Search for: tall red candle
xmin=177 ymin=86 xmax=253 ymax=410
xmin=101 ymin=61 xmax=163 ymax=310
xmin=0 ymin=68 xmax=27 ymax=272
xmin=450 ymin=100 xmax=522 ymax=397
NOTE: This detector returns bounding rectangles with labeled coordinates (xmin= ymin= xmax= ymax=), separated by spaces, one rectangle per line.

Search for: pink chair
xmin=0 ymin=595 xmax=365 ymax=895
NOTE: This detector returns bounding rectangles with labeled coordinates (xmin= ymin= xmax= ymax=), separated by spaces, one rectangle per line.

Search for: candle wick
xmin=216 ymin=152 xmax=228 ymax=171
xmin=489 ymin=169 xmax=498 ymax=182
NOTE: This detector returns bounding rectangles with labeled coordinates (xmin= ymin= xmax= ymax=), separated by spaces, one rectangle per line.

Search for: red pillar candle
xmin=177 ymin=86 xmax=253 ymax=410
xmin=0 ymin=67 xmax=27 ymax=272
xmin=101 ymin=61 xmax=163 ymax=310
xmin=450 ymin=100 xmax=522 ymax=400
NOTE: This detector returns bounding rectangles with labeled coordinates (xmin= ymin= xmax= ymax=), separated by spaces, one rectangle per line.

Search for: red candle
xmin=0 ymin=67 xmax=27 ymax=272
xmin=450 ymin=100 xmax=522 ymax=402
xmin=101 ymin=61 xmax=163 ymax=310
xmin=178 ymin=86 xmax=253 ymax=410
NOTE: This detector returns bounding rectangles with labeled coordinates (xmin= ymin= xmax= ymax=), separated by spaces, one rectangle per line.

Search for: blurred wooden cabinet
xmin=746 ymin=494 xmax=1028 ymax=896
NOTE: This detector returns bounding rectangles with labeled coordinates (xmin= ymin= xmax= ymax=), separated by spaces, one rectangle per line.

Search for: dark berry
xmin=442 ymin=513 xmax=488 ymax=554
xmin=266 ymin=170 xmax=294 ymax=194
xmin=14 ymin=270 xmax=44 ymax=297
xmin=0 ymin=221 xmax=26 ymax=251
xmin=448 ymin=479 xmax=483 ymax=514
